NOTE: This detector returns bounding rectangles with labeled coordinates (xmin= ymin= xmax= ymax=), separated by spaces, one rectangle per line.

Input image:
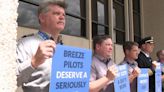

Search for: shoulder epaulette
xmin=21 ymin=33 xmax=34 ymax=38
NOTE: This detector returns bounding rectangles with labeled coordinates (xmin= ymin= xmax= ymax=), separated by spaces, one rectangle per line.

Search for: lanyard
xmin=38 ymin=31 xmax=50 ymax=40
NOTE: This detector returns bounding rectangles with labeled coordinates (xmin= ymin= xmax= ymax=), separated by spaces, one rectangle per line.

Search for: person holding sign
xmin=157 ymin=50 xmax=164 ymax=80
xmin=89 ymin=35 xmax=117 ymax=92
xmin=16 ymin=0 xmax=67 ymax=92
xmin=157 ymin=49 xmax=164 ymax=91
xmin=136 ymin=36 xmax=156 ymax=92
xmin=120 ymin=41 xmax=141 ymax=92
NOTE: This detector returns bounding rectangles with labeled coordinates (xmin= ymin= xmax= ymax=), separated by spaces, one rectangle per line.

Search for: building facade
xmin=1 ymin=0 xmax=164 ymax=92
xmin=17 ymin=0 xmax=164 ymax=63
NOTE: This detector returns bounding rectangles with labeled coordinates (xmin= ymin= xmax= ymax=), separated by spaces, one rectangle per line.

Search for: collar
xmin=38 ymin=31 xmax=51 ymax=40
xmin=124 ymin=58 xmax=138 ymax=66
xmin=94 ymin=53 xmax=111 ymax=63
xmin=158 ymin=60 xmax=164 ymax=63
xmin=37 ymin=31 xmax=63 ymax=45
xmin=141 ymin=51 xmax=150 ymax=57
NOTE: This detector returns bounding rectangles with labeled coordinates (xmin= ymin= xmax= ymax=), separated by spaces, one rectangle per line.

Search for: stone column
xmin=0 ymin=0 xmax=18 ymax=92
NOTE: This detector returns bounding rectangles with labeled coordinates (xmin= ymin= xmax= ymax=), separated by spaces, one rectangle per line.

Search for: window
xmin=92 ymin=0 xmax=109 ymax=37
xmin=64 ymin=16 xmax=81 ymax=36
xmin=133 ymin=0 xmax=141 ymax=42
xmin=17 ymin=0 xmax=39 ymax=29
xmin=17 ymin=0 xmax=86 ymax=37
xmin=62 ymin=0 xmax=86 ymax=37
xmin=113 ymin=0 xmax=125 ymax=44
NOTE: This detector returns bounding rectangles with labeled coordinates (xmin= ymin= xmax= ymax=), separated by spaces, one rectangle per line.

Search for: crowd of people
xmin=16 ymin=0 xmax=163 ymax=92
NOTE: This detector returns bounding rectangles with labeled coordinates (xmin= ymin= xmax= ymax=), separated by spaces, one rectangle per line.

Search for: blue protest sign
xmin=114 ymin=64 xmax=130 ymax=92
xmin=137 ymin=68 xmax=149 ymax=92
xmin=50 ymin=45 xmax=92 ymax=92
xmin=155 ymin=63 xmax=162 ymax=92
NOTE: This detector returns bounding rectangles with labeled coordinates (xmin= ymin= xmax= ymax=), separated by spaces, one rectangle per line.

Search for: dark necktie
xmin=127 ymin=62 xmax=136 ymax=68
xmin=148 ymin=57 xmax=152 ymax=62
xmin=105 ymin=59 xmax=110 ymax=66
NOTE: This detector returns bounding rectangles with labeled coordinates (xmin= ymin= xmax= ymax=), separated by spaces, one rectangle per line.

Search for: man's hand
xmin=106 ymin=65 xmax=118 ymax=80
xmin=152 ymin=61 xmax=158 ymax=69
xmin=31 ymin=40 xmax=56 ymax=68
xmin=129 ymin=67 xmax=140 ymax=83
xmin=132 ymin=67 xmax=141 ymax=76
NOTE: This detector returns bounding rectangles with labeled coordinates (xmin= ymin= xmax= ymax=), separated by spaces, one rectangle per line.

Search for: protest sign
xmin=137 ymin=68 xmax=149 ymax=92
xmin=114 ymin=64 xmax=130 ymax=92
xmin=155 ymin=63 xmax=162 ymax=92
xmin=50 ymin=45 xmax=92 ymax=92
